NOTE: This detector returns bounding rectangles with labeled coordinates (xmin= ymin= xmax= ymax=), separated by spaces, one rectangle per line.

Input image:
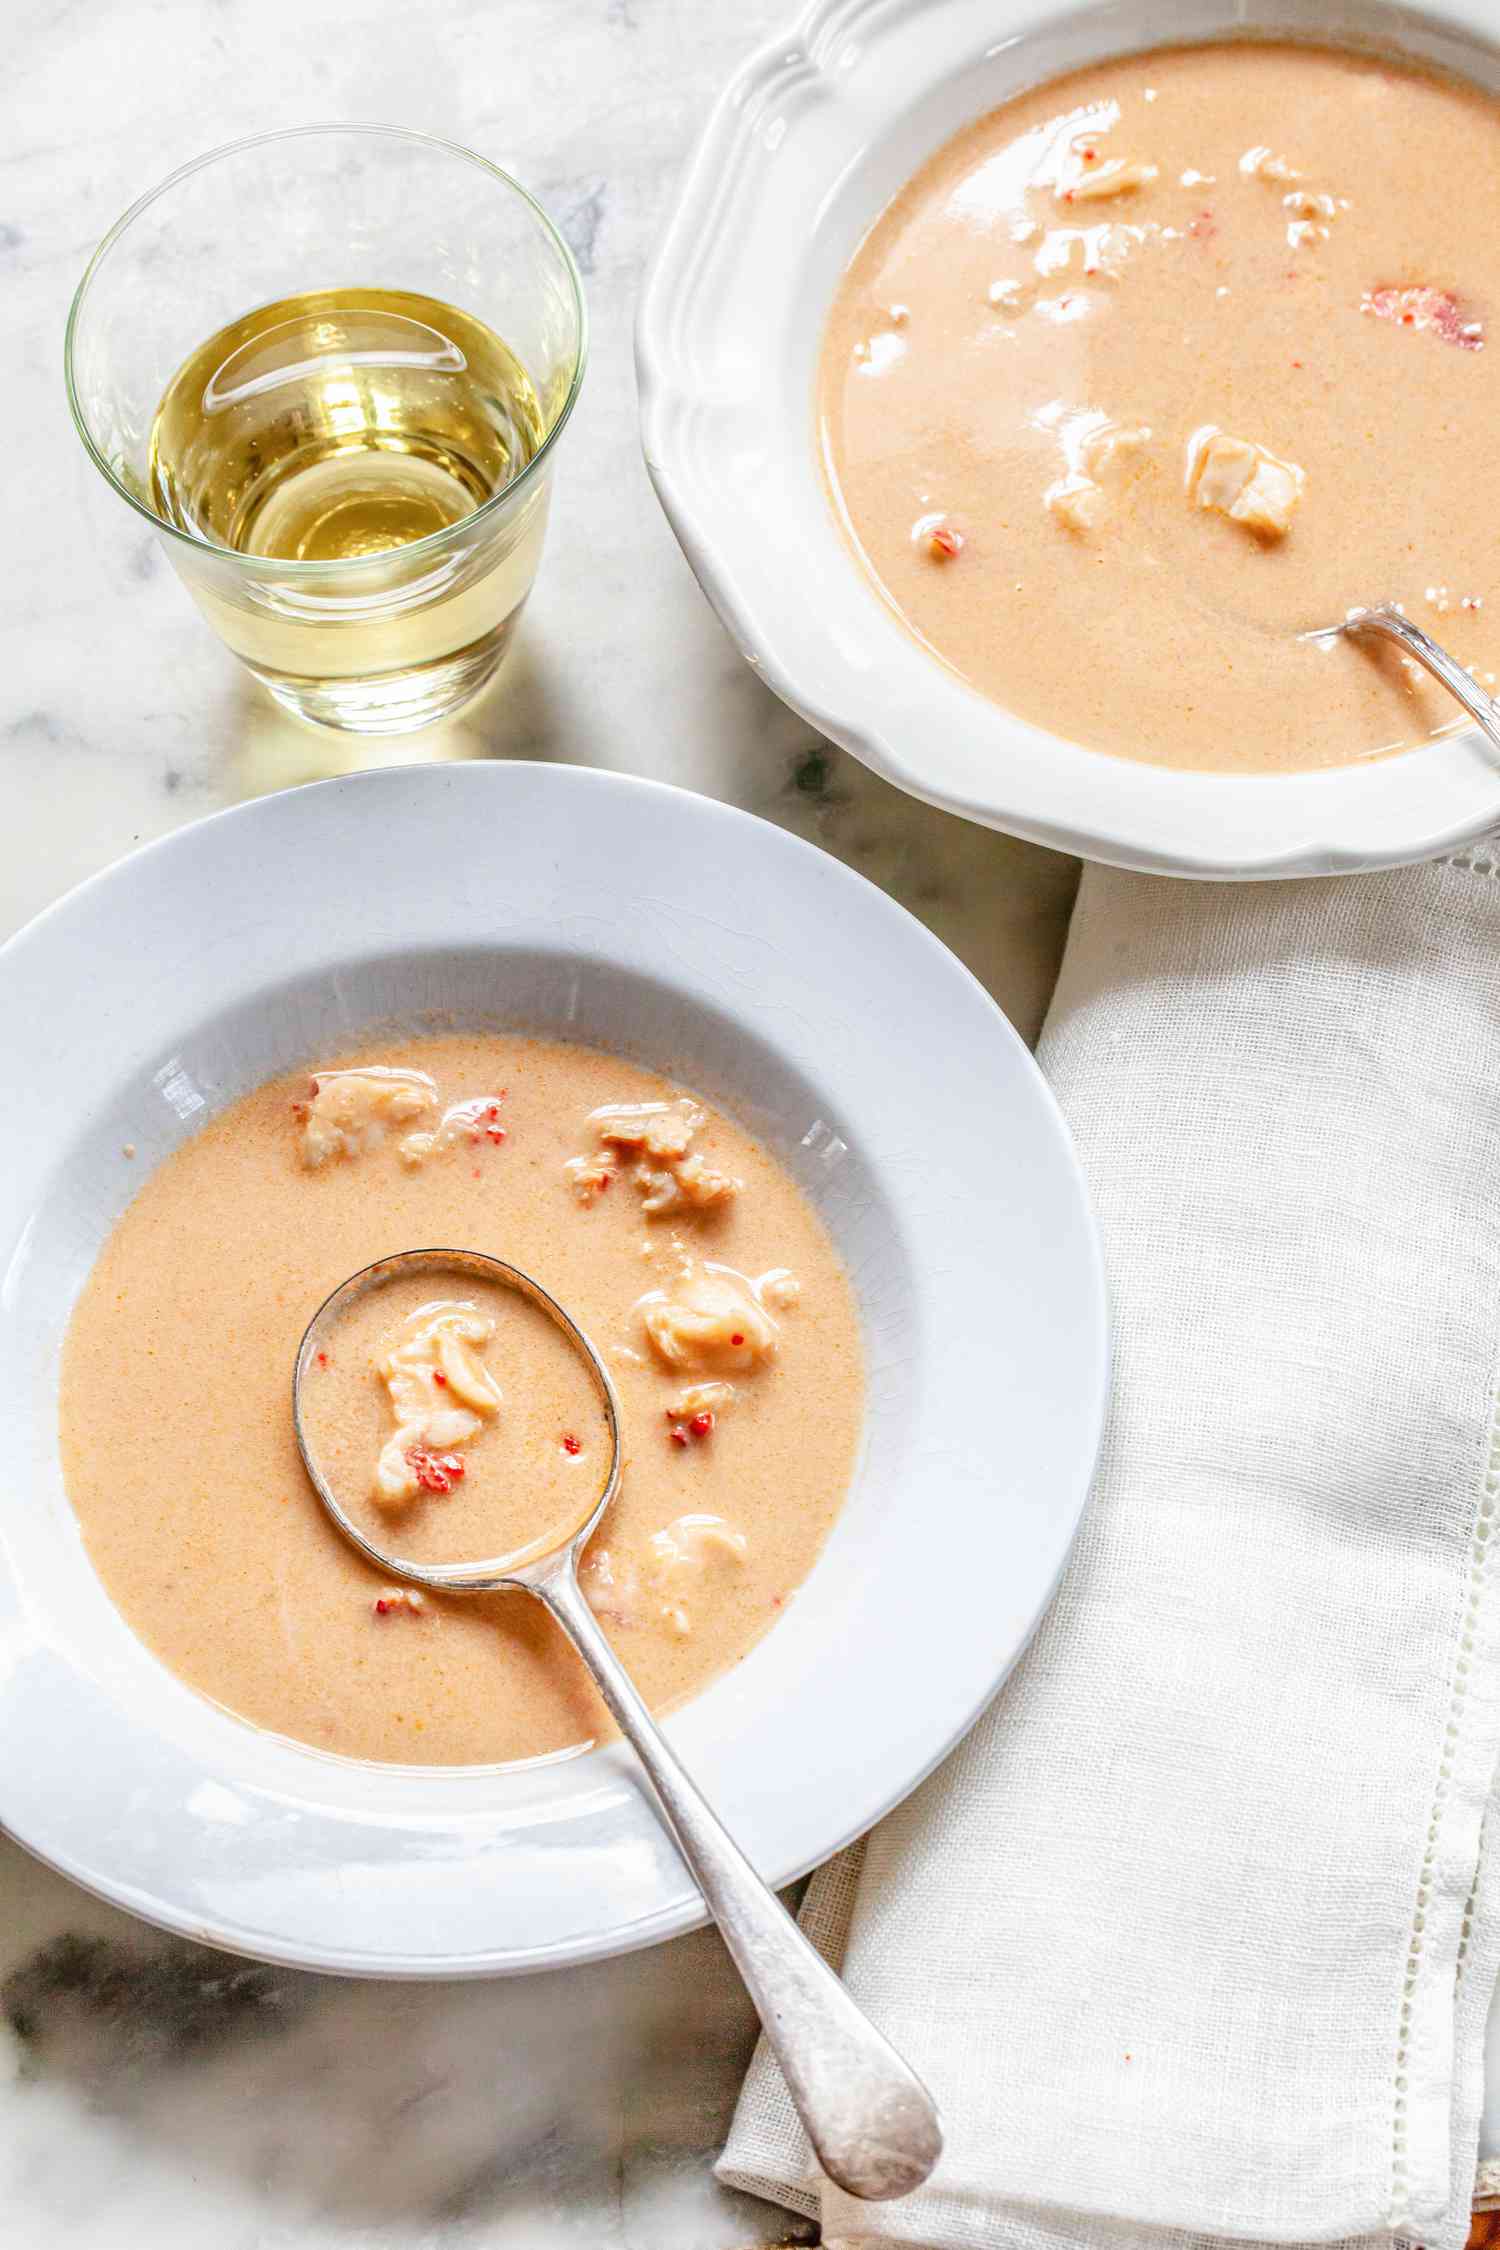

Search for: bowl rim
xmin=636 ymin=0 xmax=1500 ymax=878
xmin=0 ymin=762 xmax=1109 ymax=1975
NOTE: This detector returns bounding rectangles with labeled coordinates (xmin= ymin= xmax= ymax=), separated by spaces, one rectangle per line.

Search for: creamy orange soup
xmin=818 ymin=42 xmax=1500 ymax=771
xmin=61 ymin=1035 xmax=863 ymax=1766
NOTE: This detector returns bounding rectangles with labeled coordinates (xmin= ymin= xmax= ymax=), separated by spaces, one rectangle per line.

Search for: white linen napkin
xmin=720 ymin=854 xmax=1500 ymax=2250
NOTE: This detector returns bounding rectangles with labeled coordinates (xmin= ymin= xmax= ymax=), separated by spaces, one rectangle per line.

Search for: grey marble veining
xmin=12 ymin=0 xmax=1500 ymax=2236
xmin=0 ymin=1831 xmax=816 ymax=2247
xmin=2 ymin=0 xmax=1077 ymax=2242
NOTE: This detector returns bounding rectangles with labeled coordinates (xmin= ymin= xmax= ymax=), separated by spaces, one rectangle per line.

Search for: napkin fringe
xmin=1446 ymin=848 xmax=1500 ymax=882
xmin=1390 ymin=1384 xmax=1499 ymax=2232
xmin=1454 ymin=1804 xmax=1500 ymax=2231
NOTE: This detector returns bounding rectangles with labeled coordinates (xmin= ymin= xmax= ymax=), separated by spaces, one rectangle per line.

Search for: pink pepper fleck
xmin=1362 ymin=284 xmax=1483 ymax=350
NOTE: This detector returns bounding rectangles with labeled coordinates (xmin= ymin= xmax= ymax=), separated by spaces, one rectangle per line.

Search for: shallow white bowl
xmin=0 ymin=764 xmax=1106 ymax=1975
xmin=638 ymin=0 xmax=1500 ymax=878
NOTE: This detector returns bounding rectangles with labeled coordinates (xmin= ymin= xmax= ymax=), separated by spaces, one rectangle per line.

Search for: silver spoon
xmin=1303 ymin=602 xmax=1500 ymax=756
xmin=294 ymin=1247 xmax=943 ymax=2205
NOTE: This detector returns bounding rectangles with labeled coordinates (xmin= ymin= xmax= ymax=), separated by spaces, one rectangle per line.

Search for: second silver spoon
xmin=1304 ymin=602 xmax=1500 ymax=756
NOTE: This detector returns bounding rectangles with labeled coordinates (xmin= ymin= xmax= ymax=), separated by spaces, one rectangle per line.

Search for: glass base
xmin=248 ymin=615 xmax=521 ymax=735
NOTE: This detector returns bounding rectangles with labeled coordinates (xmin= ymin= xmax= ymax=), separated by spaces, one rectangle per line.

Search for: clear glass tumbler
xmin=66 ymin=126 xmax=587 ymax=734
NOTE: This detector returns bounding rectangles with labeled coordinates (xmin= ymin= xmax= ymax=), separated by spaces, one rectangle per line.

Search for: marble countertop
xmin=3 ymin=1 xmax=1076 ymax=2242
xmin=17 ymin=1 xmax=1500 ymax=2239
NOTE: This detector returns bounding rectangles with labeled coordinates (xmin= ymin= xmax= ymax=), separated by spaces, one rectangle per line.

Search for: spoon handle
xmin=1343 ymin=604 xmax=1500 ymax=757
xmin=535 ymin=1558 xmax=943 ymax=2204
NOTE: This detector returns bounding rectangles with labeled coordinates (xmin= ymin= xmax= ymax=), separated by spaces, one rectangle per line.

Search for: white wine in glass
xmin=67 ymin=127 xmax=586 ymax=734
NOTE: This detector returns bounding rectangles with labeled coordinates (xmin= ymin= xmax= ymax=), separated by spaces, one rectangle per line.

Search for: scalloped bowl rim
xmin=637 ymin=0 xmax=1500 ymax=877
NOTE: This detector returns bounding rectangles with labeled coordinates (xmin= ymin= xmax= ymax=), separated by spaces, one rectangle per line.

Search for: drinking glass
xmin=66 ymin=125 xmax=587 ymax=734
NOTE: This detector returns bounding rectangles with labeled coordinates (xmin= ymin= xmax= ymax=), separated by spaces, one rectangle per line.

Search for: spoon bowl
xmin=294 ymin=1247 xmax=623 ymax=1591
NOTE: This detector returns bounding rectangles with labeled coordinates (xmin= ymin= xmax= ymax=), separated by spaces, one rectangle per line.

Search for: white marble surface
xmin=2 ymin=1 xmax=1078 ymax=2243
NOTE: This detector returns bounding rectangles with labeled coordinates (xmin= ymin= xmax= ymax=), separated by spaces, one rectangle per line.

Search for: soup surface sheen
xmin=818 ymin=41 xmax=1500 ymax=771
xmin=61 ymin=1034 xmax=863 ymax=1766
